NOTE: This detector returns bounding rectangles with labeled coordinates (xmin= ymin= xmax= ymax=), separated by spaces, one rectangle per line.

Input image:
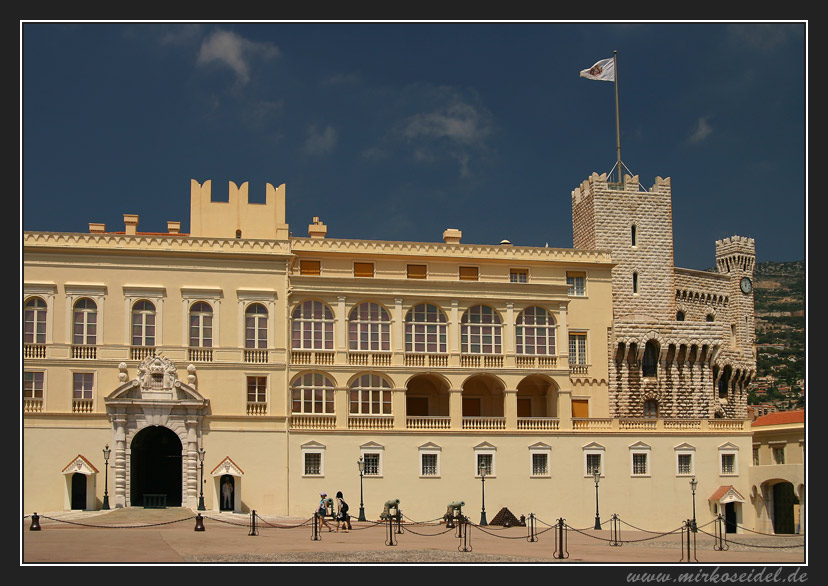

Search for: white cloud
xmin=304 ymin=124 xmax=338 ymax=156
xmin=197 ymin=29 xmax=279 ymax=86
xmin=688 ymin=116 xmax=713 ymax=144
xmin=401 ymin=101 xmax=491 ymax=147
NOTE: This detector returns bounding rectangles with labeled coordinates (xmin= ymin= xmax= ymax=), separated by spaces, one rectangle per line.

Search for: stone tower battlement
xmin=189 ymin=179 xmax=289 ymax=240
xmin=715 ymin=236 xmax=756 ymax=274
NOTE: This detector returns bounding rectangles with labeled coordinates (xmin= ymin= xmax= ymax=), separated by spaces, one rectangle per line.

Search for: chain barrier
xmin=30 ymin=512 xmax=196 ymax=530
xmin=696 ymin=526 xmax=804 ymax=549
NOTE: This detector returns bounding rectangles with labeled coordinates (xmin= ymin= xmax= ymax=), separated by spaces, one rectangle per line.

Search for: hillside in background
xmin=750 ymin=260 xmax=805 ymax=411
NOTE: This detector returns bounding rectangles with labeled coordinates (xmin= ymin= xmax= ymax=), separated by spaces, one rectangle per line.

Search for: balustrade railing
xmin=348 ymin=415 xmax=394 ymax=430
xmin=246 ymin=401 xmax=268 ymax=416
xmin=347 ymin=352 xmax=392 ymax=366
xmin=517 ymin=417 xmax=559 ymax=431
xmin=72 ymin=398 xmax=94 ymax=413
xmin=404 ymin=354 xmax=448 ymax=367
xmin=71 ymin=345 xmax=97 ymax=359
xmin=291 ymin=351 xmax=335 ymax=365
xmin=23 ymin=398 xmax=43 ymax=412
xmin=188 ymin=347 xmax=213 ymax=362
xmin=406 ymin=416 xmax=451 ymax=430
xmin=130 ymin=346 xmax=155 ymax=361
xmin=462 ymin=416 xmax=506 ymax=430
xmin=244 ymin=349 xmax=269 ymax=364
xmin=290 ymin=414 xmax=336 ymax=430
xmin=23 ymin=344 xmax=46 ymax=359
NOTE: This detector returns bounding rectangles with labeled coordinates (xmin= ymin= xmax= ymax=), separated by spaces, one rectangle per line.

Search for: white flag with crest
xmin=580 ymin=57 xmax=615 ymax=82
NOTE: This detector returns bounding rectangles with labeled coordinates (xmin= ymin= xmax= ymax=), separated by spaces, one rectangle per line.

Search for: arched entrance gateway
xmin=105 ymin=355 xmax=209 ymax=509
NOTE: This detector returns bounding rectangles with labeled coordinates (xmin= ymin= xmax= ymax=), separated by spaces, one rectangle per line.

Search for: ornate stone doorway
xmin=105 ymin=355 xmax=210 ymax=509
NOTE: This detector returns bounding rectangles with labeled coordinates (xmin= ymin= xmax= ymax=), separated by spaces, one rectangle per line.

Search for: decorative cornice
xmin=290 ymin=237 xmax=613 ymax=264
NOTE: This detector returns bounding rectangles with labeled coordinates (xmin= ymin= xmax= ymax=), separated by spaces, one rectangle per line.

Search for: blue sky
xmin=21 ymin=21 xmax=806 ymax=270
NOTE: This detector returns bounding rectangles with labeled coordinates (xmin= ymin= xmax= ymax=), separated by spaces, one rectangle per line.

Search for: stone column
xmin=112 ymin=413 xmax=128 ymax=508
xmin=504 ymin=389 xmax=518 ymax=430
xmin=449 ymin=389 xmax=463 ymax=430
xmin=557 ymin=388 xmax=573 ymax=430
xmin=392 ymin=388 xmax=406 ymax=429
xmin=185 ymin=416 xmax=200 ymax=509
xmin=335 ymin=386 xmax=349 ymax=429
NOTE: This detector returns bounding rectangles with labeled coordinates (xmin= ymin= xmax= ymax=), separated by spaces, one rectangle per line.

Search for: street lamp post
xmin=593 ymin=468 xmax=601 ymax=530
xmin=479 ymin=463 xmax=488 ymax=526
xmin=102 ymin=444 xmax=111 ymax=510
xmin=198 ymin=447 xmax=206 ymax=511
xmin=357 ymin=457 xmax=366 ymax=521
xmin=690 ymin=477 xmax=698 ymax=533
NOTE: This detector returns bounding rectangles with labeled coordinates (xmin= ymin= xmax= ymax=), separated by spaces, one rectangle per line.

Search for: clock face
xmin=740 ymin=277 xmax=753 ymax=294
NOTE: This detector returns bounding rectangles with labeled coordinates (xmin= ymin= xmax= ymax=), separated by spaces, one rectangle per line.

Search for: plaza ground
xmin=21 ymin=507 xmax=806 ymax=565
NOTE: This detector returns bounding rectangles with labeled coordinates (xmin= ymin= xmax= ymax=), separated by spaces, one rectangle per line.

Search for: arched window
xmin=515 ymin=306 xmax=556 ymax=355
xmin=461 ymin=305 xmax=502 ymax=354
xmin=631 ymin=224 xmax=637 ymax=246
xmin=349 ymin=302 xmax=391 ymax=352
xmin=73 ymin=298 xmax=97 ymax=345
xmin=642 ymin=340 xmax=659 ymax=378
xmin=643 ymin=399 xmax=658 ymax=418
xmin=405 ymin=303 xmax=447 ymax=353
xmin=291 ymin=372 xmax=335 ymax=414
xmin=131 ymin=300 xmax=156 ymax=347
xmin=291 ymin=300 xmax=334 ymax=350
xmin=349 ymin=373 xmax=392 ymax=415
xmin=676 ymin=311 xmax=685 ymax=321
xmin=633 ymin=272 xmax=639 ymax=294
xmin=706 ymin=314 xmax=715 ymax=322
xmin=718 ymin=365 xmax=732 ymax=398
xmin=24 ymin=297 xmax=47 ymax=344
xmin=245 ymin=303 xmax=268 ymax=349
xmin=189 ymin=301 xmax=213 ymax=348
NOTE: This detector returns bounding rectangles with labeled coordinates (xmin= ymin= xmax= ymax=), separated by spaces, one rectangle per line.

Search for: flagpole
xmin=613 ymin=50 xmax=622 ymax=186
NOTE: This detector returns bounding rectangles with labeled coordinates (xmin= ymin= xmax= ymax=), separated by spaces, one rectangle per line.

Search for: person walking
xmin=316 ymin=492 xmax=333 ymax=532
xmin=335 ymin=490 xmax=351 ymax=532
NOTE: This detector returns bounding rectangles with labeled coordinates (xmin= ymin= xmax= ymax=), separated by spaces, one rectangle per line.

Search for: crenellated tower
xmin=571 ymin=172 xmax=755 ymax=420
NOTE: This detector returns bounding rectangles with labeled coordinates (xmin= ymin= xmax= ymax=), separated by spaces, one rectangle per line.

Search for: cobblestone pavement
xmin=21 ymin=507 xmax=807 ymax=565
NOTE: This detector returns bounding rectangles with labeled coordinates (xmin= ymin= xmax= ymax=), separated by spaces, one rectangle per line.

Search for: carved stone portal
xmin=104 ymin=354 xmax=210 ymax=509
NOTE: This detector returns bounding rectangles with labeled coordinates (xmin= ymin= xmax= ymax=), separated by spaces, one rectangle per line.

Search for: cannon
xmin=443 ymin=501 xmax=465 ymax=526
xmin=379 ymin=499 xmax=401 ymax=521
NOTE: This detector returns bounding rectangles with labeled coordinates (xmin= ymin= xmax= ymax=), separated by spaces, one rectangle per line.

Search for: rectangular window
xmin=569 ymin=333 xmax=587 ymax=365
xmin=677 ymin=454 xmax=693 ymax=475
xmin=247 ymin=376 xmax=267 ymax=403
xmin=632 ymin=453 xmax=649 ymax=476
xmin=586 ymin=453 xmax=602 ymax=475
xmin=73 ymin=372 xmax=94 ymax=399
xmin=510 ymin=268 xmax=528 ymax=283
xmin=24 ymin=371 xmax=44 ymax=399
xmin=721 ymin=453 xmax=736 ymax=475
xmin=753 ymin=447 xmax=760 ymax=466
xmin=363 ymin=452 xmax=381 ymax=476
xmin=476 ymin=453 xmax=493 ymax=476
xmin=459 ymin=266 xmax=478 ymax=281
xmin=566 ymin=272 xmax=586 ymax=296
xmin=532 ymin=453 xmax=548 ymax=476
xmin=407 ymin=264 xmax=427 ymax=279
xmin=421 ymin=453 xmax=439 ymax=476
xmin=773 ymin=447 xmax=785 ymax=465
xmin=354 ymin=262 xmax=374 ymax=278
xmin=300 ymin=260 xmax=321 ymax=275
xmin=304 ymin=453 xmax=322 ymax=476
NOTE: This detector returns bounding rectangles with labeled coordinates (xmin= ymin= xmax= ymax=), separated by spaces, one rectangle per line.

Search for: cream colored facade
xmin=23 ymin=173 xmax=770 ymax=532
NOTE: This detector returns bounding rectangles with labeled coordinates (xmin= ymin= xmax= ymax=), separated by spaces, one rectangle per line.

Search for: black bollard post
xmin=195 ymin=513 xmax=205 ymax=531
xmin=248 ymin=510 xmax=258 ymax=536
xmin=609 ymin=514 xmax=622 ymax=546
xmin=527 ymin=513 xmax=537 ymax=542
xmin=553 ymin=518 xmax=569 ymax=559
xmin=311 ymin=511 xmax=320 ymax=541
xmin=30 ymin=513 xmax=41 ymax=531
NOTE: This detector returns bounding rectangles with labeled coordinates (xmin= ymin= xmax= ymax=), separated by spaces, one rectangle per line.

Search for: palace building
xmin=23 ymin=171 xmax=798 ymax=533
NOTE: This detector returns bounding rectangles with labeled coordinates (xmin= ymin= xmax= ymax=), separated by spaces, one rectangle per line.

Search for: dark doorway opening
xmin=130 ymin=426 xmax=183 ymax=507
xmin=724 ymin=502 xmax=737 ymax=533
xmin=220 ymin=474 xmax=235 ymax=511
xmin=773 ymin=482 xmax=798 ymax=534
xmin=71 ymin=472 xmax=86 ymax=510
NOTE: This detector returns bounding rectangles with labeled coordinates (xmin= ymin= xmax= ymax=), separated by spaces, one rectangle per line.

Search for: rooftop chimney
xmin=308 ymin=216 xmax=327 ymax=238
xmin=88 ymin=223 xmax=106 ymax=234
xmin=123 ymin=214 xmax=139 ymax=235
xmin=167 ymin=221 xmax=181 ymax=234
xmin=443 ymin=228 xmax=462 ymax=244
